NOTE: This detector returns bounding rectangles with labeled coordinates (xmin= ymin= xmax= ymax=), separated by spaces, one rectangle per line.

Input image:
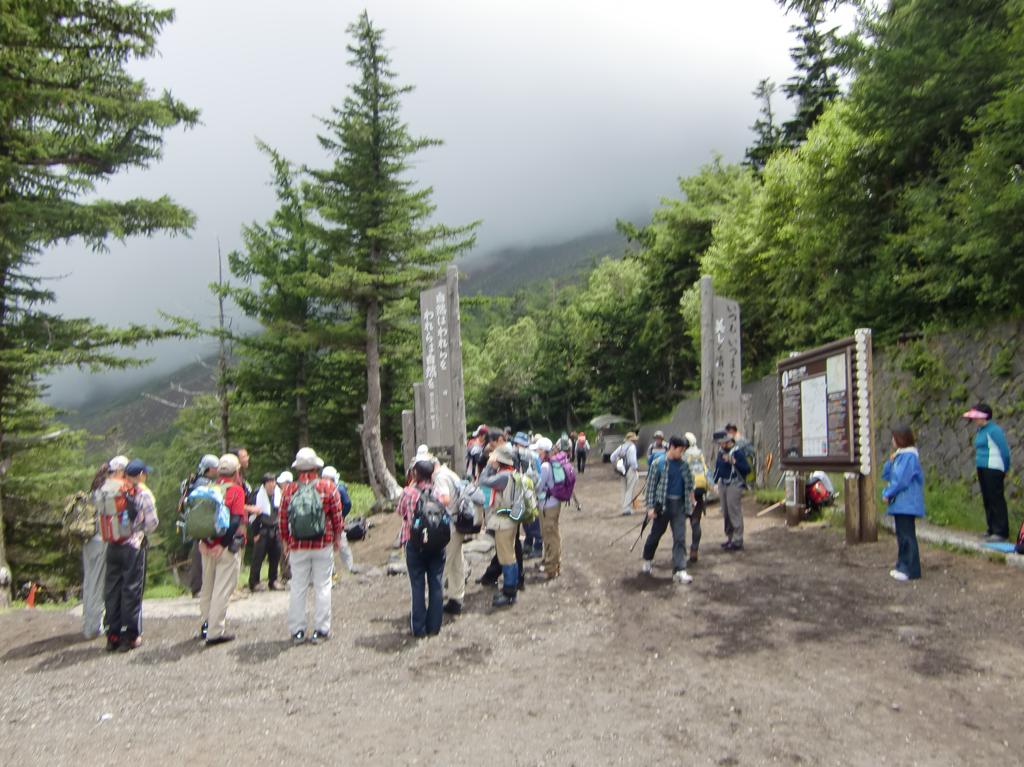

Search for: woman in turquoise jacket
xmin=881 ymin=425 xmax=925 ymax=581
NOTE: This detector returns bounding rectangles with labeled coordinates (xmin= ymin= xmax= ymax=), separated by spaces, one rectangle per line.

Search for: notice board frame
xmin=777 ymin=336 xmax=859 ymax=471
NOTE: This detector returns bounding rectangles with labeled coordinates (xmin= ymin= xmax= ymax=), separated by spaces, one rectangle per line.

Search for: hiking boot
xmin=640 ymin=560 xmax=653 ymax=575
xmin=724 ymin=541 xmax=744 ymax=551
xmin=250 ymin=582 xmax=267 ymax=593
xmin=443 ymin=599 xmax=463 ymax=615
xmin=118 ymin=637 xmax=143 ymax=652
xmin=292 ymin=630 xmax=306 ymax=645
xmin=268 ymin=581 xmax=283 ymax=591
xmin=205 ymin=634 xmax=235 ymax=646
xmin=492 ymin=589 xmax=517 ymax=608
xmin=310 ymin=630 xmax=329 ymax=645
xmin=105 ymin=635 xmax=120 ymax=653
xmin=476 ymin=574 xmax=499 ymax=588
xmin=673 ymin=570 xmax=693 ymax=584
xmin=621 ymin=510 xmax=634 ymax=516
xmin=720 ymin=540 xmax=733 ymax=549
xmin=196 ymin=621 xmax=208 ymax=641
xmin=687 ymin=549 xmax=699 ymax=565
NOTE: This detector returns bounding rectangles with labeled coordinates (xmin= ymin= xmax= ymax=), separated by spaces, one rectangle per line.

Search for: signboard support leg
xmin=844 ymin=472 xmax=861 ymax=545
xmin=859 ymin=332 xmax=878 ymax=543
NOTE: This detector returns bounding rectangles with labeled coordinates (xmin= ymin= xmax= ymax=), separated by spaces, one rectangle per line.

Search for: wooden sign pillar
xmin=446 ymin=265 xmax=467 ymax=469
xmin=700 ymin=276 xmax=743 ymax=463
xmin=401 ymin=409 xmax=416 ymax=472
xmin=853 ymin=328 xmax=877 ymax=543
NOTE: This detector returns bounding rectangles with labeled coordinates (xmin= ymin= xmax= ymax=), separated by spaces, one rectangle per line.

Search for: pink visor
xmin=962 ymin=408 xmax=990 ymax=419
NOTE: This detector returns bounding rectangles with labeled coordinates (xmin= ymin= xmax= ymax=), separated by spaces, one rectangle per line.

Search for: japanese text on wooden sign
xmin=420 ymin=284 xmax=454 ymax=447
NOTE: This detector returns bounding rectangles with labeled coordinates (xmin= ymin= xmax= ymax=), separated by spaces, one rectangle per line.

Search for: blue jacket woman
xmin=882 ymin=427 xmax=925 ymax=580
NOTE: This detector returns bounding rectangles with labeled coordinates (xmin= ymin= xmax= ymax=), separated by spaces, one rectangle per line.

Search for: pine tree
xmin=305 ymin=12 xmax=476 ymax=502
xmin=779 ymin=1 xmax=845 ymax=148
xmin=0 ymin=1 xmax=197 ymax=604
xmin=745 ymin=78 xmax=783 ymax=171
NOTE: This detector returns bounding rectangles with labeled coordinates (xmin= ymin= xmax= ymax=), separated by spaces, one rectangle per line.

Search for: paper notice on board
xmin=801 ymin=375 xmax=828 ymax=457
xmin=826 ymin=353 xmax=847 ymax=394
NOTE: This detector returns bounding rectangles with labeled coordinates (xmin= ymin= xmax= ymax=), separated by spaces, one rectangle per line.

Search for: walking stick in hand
xmin=608 ymin=518 xmax=644 ymax=546
xmin=629 ymin=510 xmax=651 ymax=552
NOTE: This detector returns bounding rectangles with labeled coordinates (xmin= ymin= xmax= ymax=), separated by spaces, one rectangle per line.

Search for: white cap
xmin=109 ymin=455 xmax=129 ymax=472
xmin=292 ymin=446 xmax=322 ymax=471
xmin=218 ymin=453 xmax=241 ymax=476
xmin=414 ymin=445 xmax=438 ymax=465
xmin=535 ymin=437 xmax=553 ymax=453
xmin=276 ymin=471 xmax=294 ymax=485
xmin=322 ymin=465 xmax=339 ymax=482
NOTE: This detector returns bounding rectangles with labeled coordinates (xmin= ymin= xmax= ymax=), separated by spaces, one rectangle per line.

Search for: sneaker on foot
xmin=673 ymin=570 xmax=693 ymax=584
xmin=640 ymin=560 xmax=653 ymax=575
xmin=310 ymin=630 xmax=329 ymax=645
xmin=292 ymin=630 xmax=306 ymax=645
xmin=889 ymin=569 xmax=910 ymax=582
xmin=688 ymin=550 xmax=699 ymax=565
xmin=196 ymin=621 xmax=208 ymax=641
xmin=205 ymin=634 xmax=235 ymax=646
xmin=105 ymin=635 xmax=120 ymax=652
xmin=720 ymin=540 xmax=733 ymax=549
xmin=443 ymin=599 xmax=463 ymax=615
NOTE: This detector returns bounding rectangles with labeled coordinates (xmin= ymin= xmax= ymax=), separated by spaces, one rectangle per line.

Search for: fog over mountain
xmin=40 ymin=0 xmax=809 ymax=408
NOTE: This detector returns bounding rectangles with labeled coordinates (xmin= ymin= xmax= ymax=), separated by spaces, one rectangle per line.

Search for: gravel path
xmin=2 ymin=469 xmax=1023 ymax=765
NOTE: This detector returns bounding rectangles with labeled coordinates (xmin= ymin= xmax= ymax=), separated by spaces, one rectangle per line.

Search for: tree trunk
xmin=362 ymin=298 xmax=402 ymax=503
xmin=217 ymin=243 xmax=230 ymax=453
xmin=0 ymin=464 xmax=11 ymax=609
xmin=295 ymin=353 xmax=310 ymax=448
xmin=632 ymin=388 xmax=641 ymax=427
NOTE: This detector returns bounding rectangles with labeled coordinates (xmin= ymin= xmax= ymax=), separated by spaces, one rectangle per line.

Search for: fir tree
xmin=305 ymin=12 xmax=476 ymax=502
xmin=0 ymin=1 xmax=197 ymax=604
xmin=745 ymin=78 xmax=783 ymax=171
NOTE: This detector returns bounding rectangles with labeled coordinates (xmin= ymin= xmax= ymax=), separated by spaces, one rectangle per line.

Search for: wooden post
xmin=446 ymin=265 xmax=467 ymax=468
xmin=845 ymin=472 xmax=861 ymax=545
xmin=785 ymin=471 xmax=803 ymax=527
xmin=401 ymin=410 xmax=415 ymax=473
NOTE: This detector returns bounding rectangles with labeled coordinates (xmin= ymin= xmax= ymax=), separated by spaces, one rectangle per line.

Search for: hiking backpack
xmin=454 ymin=482 xmax=484 ymax=535
xmin=736 ymin=439 xmax=756 ymax=486
xmin=549 ymin=452 xmax=577 ymax=502
xmin=62 ymin=492 xmax=98 ymax=542
xmin=182 ymin=483 xmax=230 ymax=541
xmin=345 ymin=516 xmax=367 ymax=542
xmin=410 ymin=487 xmax=451 ymax=554
xmin=496 ymin=473 xmax=537 ymax=524
xmin=97 ymin=481 xmax=139 ymax=544
xmin=288 ymin=479 xmax=326 ymax=541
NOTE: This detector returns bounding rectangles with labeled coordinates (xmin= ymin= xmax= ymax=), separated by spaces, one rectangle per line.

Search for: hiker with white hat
xmin=81 ymin=455 xmax=127 ymax=640
xmin=321 ymin=465 xmax=355 ymax=574
xmin=610 ymin=432 xmax=640 ymax=516
xmin=280 ymin=447 xmax=344 ymax=644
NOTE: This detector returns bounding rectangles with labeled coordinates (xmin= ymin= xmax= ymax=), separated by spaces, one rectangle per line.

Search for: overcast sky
xmin=42 ymin=0 xmax=816 ymax=407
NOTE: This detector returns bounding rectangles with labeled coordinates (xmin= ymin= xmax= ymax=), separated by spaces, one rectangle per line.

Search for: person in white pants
xmin=611 ymin=433 xmax=640 ymax=516
xmin=280 ymin=447 xmax=344 ymax=645
xmin=83 ymin=456 xmax=126 ymax=638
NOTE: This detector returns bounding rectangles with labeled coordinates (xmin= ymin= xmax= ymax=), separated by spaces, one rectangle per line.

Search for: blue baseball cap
xmin=513 ymin=432 xmax=530 ymax=447
xmin=125 ymin=459 xmax=153 ymax=476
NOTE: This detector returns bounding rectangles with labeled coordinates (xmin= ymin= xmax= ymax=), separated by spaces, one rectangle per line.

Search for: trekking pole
xmin=608 ymin=518 xmax=644 ymax=546
xmin=629 ymin=513 xmax=651 ymax=552
xmin=572 ymin=490 xmax=583 ymax=512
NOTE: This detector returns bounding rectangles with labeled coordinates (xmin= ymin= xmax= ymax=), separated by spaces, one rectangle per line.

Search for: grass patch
xmin=145 ymin=582 xmax=188 ymax=599
xmin=755 ymin=487 xmax=785 ymax=505
xmin=346 ymin=482 xmax=376 ymax=518
xmin=923 ymin=479 xmax=986 ymax=533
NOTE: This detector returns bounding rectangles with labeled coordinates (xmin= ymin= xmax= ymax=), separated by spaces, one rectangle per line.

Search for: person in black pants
xmin=249 ymin=472 xmax=283 ymax=591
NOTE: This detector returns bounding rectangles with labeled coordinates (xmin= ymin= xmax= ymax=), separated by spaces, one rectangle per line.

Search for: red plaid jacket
xmin=279 ymin=472 xmax=344 ymax=550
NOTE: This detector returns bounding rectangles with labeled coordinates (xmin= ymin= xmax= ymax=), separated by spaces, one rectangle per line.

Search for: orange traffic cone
xmin=26 ymin=582 xmax=37 ymax=608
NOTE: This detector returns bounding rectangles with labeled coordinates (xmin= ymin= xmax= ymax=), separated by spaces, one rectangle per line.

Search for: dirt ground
xmin=2 ymin=468 xmax=1023 ymax=766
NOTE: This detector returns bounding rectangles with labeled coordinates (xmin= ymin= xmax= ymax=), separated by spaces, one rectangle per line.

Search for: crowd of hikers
xmin=66 ymin=402 xmax=1014 ymax=648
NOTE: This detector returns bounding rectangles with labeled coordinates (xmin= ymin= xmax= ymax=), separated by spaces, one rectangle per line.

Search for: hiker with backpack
xmin=514 ymin=432 xmax=543 ymax=561
xmin=610 ymin=432 xmax=640 ymax=516
xmin=81 ymin=456 xmax=125 ymax=639
xmin=576 ymin=432 xmax=590 ymax=474
xmin=322 ymin=466 xmax=354 ymax=575
xmin=725 ymin=423 xmax=757 ymax=487
xmin=101 ymin=458 xmax=159 ymax=651
xmin=397 ymin=457 xmax=451 ymax=635
xmin=195 ymin=453 xmax=249 ymax=646
xmin=479 ymin=445 xmax=531 ymax=608
xmin=535 ymin=437 xmax=567 ymax=580
xmin=714 ymin=430 xmax=750 ymax=552
xmin=641 ymin=436 xmax=695 ymax=584
xmin=647 ymin=430 xmax=668 ymax=467
xmin=683 ymin=432 xmax=709 ymax=565
xmin=184 ymin=454 xmax=219 ymax=597
xmin=248 ymin=472 xmax=283 ymax=592
xmin=280 ymin=447 xmax=344 ymax=645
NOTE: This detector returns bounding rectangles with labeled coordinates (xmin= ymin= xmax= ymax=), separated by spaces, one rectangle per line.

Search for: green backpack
xmin=288 ymin=479 xmax=325 ymax=540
